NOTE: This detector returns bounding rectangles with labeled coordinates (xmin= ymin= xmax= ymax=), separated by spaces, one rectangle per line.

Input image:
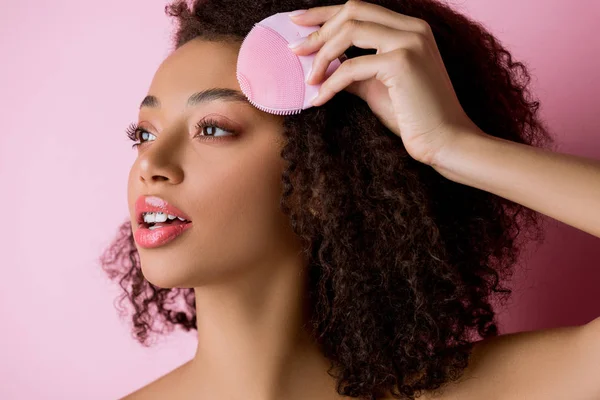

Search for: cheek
xmin=202 ymin=154 xmax=284 ymax=228
xmin=192 ymin=152 xmax=286 ymax=264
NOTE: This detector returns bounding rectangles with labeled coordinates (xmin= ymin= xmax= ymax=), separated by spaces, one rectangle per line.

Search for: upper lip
xmin=135 ymin=195 xmax=192 ymax=225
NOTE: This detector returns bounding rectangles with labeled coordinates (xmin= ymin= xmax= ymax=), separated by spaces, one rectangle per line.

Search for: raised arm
xmin=432 ymin=128 xmax=600 ymax=239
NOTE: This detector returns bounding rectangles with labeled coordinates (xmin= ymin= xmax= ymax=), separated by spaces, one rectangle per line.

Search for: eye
xmin=125 ymin=123 xmax=156 ymax=149
xmin=194 ymin=117 xmax=237 ymax=141
xmin=125 ymin=117 xmax=238 ymax=149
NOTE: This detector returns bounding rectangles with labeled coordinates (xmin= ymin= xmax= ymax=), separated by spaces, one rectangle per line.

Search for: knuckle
xmin=393 ymin=47 xmax=412 ymax=64
xmin=343 ymin=0 xmax=362 ymax=17
xmin=341 ymin=56 xmax=355 ymax=68
xmin=340 ymin=56 xmax=356 ymax=72
xmin=342 ymin=18 xmax=361 ymax=33
xmin=415 ymin=19 xmax=433 ymax=36
xmin=409 ymin=32 xmax=428 ymax=51
xmin=309 ymin=29 xmax=320 ymax=41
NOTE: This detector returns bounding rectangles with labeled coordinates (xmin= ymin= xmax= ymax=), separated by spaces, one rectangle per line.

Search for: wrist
xmin=431 ymin=124 xmax=492 ymax=181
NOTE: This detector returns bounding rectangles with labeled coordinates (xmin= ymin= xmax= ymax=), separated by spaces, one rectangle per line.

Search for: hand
xmin=288 ymin=0 xmax=483 ymax=166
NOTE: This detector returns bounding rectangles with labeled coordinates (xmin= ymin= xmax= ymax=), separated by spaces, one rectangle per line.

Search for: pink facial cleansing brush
xmin=236 ymin=11 xmax=345 ymax=115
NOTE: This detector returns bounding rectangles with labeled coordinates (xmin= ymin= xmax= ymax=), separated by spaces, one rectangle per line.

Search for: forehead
xmin=147 ymin=38 xmax=242 ymax=102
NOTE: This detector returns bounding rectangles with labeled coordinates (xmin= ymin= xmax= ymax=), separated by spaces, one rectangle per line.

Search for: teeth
xmin=154 ymin=212 xmax=167 ymax=223
xmin=142 ymin=212 xmax=189 ymax=224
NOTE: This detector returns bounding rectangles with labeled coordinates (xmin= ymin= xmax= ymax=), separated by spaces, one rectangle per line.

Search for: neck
xmin=185 ymin=255 xmax=344 ymax=400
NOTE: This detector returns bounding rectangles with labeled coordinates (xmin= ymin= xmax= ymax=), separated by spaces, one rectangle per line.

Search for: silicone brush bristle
xmin=240 ymin=85 xmax=303 ymax=115
xmin=236 ymin=11 xmax=341 ymax=115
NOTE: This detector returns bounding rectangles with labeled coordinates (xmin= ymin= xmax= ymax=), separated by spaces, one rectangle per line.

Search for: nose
xmin=137 ymin=142 xmax=184 ymax=186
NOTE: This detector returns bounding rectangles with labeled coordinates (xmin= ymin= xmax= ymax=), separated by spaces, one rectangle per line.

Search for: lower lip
xmin=134 ymin=222 xmax=193 ymax=249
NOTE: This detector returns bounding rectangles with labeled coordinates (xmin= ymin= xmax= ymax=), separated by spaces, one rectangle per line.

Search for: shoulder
xmin=410 ymin=316 xmax=600 ymax=400
xmin=119 ymin=359 xmax=193 ymax=400
xmin=119 ymin=319 xmax=600 ymax=400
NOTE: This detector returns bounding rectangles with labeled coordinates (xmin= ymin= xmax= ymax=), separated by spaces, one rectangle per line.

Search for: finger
xmin=289 ymin=0 xmax=431 ymax=55
xmin=290 ymin=0 xmax=427 ymax=31
xmin=307 ymin=21 xmax=425 ymax=85
xmin=289 ymin=3 xmax=343 ymax=26
xmin=311 ymin=52 xmax=391 ymax=106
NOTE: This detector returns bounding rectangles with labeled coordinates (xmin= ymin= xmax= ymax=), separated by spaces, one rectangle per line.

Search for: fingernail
xmin=310 ymin=92 xmax=321 ymax=106
xmin=288 ymin=9 xmax=307 ymax=17
xmin=305 ymin=66 xmax=314 ymax=83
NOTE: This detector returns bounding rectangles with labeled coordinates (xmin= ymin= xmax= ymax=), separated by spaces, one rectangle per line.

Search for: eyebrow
xmin=139 ymin=88 xmax=251 ymax=109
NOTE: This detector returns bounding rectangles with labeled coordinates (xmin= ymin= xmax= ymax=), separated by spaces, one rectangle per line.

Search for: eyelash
xmin=125 ymin=117 xmax=237 ymax=149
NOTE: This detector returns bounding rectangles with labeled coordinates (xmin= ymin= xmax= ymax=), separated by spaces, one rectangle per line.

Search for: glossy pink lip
xmin=133 ymin=195 xmax=193 ymax=249
xmin=134 ymin=221 xmax=193 ymax=249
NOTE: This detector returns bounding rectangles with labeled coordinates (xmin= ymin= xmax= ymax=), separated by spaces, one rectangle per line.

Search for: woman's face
xmin=127 ymin=38 xmax=302 ymax=288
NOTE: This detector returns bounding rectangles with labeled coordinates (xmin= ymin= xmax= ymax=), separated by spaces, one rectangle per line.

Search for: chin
xmin=138 ymin=257 xmax=195 ymax=289
xmin=139 ymin=256 xmax=231 ymax=289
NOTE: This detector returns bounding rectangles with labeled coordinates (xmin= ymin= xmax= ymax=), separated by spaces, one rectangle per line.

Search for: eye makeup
xmin=125 ymin=116 xmax=240 ymax=149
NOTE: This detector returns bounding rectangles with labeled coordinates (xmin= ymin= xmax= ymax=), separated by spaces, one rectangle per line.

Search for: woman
xmin=100 ymin=0 xmax=600 ymax=399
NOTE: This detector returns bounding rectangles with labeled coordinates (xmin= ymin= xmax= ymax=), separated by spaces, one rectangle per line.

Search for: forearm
xmin=432 ymin=128 xmax=600 ymax=239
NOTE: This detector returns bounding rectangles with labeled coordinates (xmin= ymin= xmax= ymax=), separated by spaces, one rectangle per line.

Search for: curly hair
xmin=99 ymin=0 xmax=556 ymax=399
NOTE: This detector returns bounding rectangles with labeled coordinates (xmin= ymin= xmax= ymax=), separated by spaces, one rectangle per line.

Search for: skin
xmin=125 ymin=37 xmax=350 ymax=400
xmin=121 ymin=15 xmax=600 ymax=400
xmin=289 ymin=1 xmax=600 ymax=238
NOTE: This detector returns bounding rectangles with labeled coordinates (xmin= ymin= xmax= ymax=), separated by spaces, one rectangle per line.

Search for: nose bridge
xmin=137 ymin=122 xmax=186 ymax=184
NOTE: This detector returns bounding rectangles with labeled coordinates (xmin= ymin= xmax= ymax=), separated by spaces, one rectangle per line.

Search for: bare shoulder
xmin=119 ymin=318 xmax=600 ymax=400
xmin=119 ymin=359 xmax=193 ymax=400
xmin=409 ymin=316 xmax=600 ymax=400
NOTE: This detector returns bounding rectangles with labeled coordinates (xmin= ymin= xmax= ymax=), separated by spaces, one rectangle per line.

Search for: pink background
xmin=1 ymin=0 xmax=598 ymax=398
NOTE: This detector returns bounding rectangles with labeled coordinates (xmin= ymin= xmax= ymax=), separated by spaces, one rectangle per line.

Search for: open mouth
xmin=139 ymin=213 xmax=192 ymax=230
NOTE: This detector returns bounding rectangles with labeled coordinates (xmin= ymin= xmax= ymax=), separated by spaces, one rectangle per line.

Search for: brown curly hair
xmin=99 ymin=0 xmax=556 ymax=399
